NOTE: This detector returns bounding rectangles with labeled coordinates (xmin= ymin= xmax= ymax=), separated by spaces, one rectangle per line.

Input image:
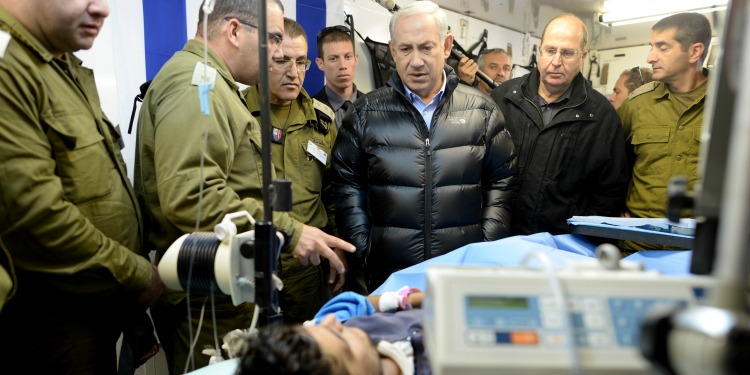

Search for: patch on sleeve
xmin=0 ymin=30 xmax=11 ymax=58
xmin=191 ymin=61 xmax=217 ymax=88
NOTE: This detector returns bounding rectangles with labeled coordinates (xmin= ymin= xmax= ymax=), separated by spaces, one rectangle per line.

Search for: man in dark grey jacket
xmin=332 ymin=0 xmax=517 ymax=292
xmin=490 ymin=13 xmax=629 ymax=236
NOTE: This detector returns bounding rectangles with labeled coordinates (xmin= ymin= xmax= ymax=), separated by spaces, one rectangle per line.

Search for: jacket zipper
xmin=424 ymin=137 xmax=432 ymax=261
xmin=519 ymin=97 xmax=541 ymax=195
xmin=515 ymin=85 xmax=589 ymax=227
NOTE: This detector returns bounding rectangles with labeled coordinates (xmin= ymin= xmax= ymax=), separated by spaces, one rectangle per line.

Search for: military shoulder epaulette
xmin=312 ymin=98 xmax=334 ymax=134
xmin=313 ymin=99 xmax=335 ymax=121
xmin=628 ymin=81 xmax=659 ymax=100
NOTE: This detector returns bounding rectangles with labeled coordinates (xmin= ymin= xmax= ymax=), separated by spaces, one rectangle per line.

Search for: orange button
xmin=511 ymin=331 xmax=539 ymax=345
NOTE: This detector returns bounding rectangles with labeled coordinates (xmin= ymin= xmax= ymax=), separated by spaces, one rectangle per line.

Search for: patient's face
xmin=304 ymin=314 xmax=381 ymax=375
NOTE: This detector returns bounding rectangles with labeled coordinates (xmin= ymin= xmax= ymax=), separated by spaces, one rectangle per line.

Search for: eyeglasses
xmin=631 ymin=66 xmax=644 ymax=86
xmin=272 ymin=58 xmax=312 ymax=71
xmin=224 ymin=17 xmax=283 ymax=45
xmin=540 ymin=46 xmax=582 ymax=60
xmin=316 ymin=25 xmax=351 ymax=44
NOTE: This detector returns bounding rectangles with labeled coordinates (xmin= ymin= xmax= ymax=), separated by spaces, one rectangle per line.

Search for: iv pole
xmin=255 ymin=0 xmax=285 ymax=325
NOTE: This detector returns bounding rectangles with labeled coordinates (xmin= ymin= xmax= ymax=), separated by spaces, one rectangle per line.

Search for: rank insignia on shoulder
xmin=316 ymin=118 xmax=332 ymax=134
xmin=312 ymin=99 xmax=334 ymax=135
xmin=271 ymin=127 xmax=285 ymax=144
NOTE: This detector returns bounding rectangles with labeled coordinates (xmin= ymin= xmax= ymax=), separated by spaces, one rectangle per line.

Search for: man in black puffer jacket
xmin=332 ymin=1 xmax=517 ymax=292
xmin=490 ymin=13 xmax=629 ymax=236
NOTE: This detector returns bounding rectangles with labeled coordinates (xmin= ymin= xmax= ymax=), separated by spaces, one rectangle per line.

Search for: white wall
xmin=445 ymin=4 xmax=540 ymax=80
xmin=584 ymin=44 xmax=652 ymax=96
xmin=75 ymin=1 xmax=147 ymax=182
xmin=330 ymin=0 xmax=541 ymax=93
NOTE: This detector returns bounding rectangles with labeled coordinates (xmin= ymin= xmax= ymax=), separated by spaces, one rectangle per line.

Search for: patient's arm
xmin=407 ymin=292 xmax=423 ymax=308
xmin=366 ymin=290 xmax=424 ymax=311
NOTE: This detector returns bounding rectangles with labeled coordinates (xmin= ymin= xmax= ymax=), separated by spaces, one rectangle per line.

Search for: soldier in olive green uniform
xmin=0 ymin=1 xmax=162 ymax=373
xmin=135 ymin=3 xmax=353 ymax=373
xmin=618 ymin=13 xmax=711 ymax=251
xmin=243 ymin=18 xmax=342 ymax=324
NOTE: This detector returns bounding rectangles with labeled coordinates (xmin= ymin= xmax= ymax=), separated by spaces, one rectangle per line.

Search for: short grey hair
xmin=477 ymin=48 xmax=511 ymax=69
xmin=197 ymin=0 xmax=284 ymax=40
xmin=389 ymin=0 xmax=448 ymax=45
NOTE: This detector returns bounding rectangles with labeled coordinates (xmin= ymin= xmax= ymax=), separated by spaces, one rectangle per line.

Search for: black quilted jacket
xmin=490 ymin=70 xmax=629 ymax=235
xmin=332 ymin=67 xmax=517 ymax=289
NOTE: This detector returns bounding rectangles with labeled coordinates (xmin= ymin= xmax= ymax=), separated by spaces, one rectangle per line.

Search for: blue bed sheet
xmin=372 ymin=233 xmax=693 ymax=294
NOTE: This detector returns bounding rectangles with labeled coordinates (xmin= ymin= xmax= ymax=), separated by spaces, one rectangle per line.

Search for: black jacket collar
xmin=517 ymin=69 xmax=588 ymax=109
xmin=387 ymin=64 xmax=460 ymax=105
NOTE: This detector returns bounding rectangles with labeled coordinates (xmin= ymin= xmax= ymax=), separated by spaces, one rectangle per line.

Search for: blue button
xmin=496 ymin=332 xmax=511 ymax=344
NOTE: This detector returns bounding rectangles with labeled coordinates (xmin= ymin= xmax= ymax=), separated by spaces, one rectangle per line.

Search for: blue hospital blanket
xmin=371 ymin=233 xmax=693 ymax=294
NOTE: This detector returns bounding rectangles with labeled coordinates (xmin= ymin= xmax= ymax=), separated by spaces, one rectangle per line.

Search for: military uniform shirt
xmin=244 ymin=87 xmax=337 ymax=233
xmin=618 ymin=78 xmax=708 ymax=219
xmin=135 ymin=39 xmax=304 ymax=258
xmin=243 ymin=86 xmax=338 ymax=323
xmin=0 ymin=8 xmax=151 ymax=296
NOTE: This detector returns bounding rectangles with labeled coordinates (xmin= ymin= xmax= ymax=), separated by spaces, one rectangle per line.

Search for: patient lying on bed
xmin=236 ymin=289 xmax=427 ymax=375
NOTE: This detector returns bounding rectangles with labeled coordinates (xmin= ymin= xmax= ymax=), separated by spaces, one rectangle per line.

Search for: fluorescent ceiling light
xmin=598 ymin=0 xmax=727 ymax=27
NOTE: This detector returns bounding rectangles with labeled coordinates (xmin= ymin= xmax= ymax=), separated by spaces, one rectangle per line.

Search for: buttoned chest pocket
xmin=631 ymin=125 xmax=670 ymax=176
xmin=45 ymin=112 xmax=113 ymax=204
xmin=300 ymin=137 xmax=329 ymax=193
xmin=245 ymin=125 xmax=265 ymax=179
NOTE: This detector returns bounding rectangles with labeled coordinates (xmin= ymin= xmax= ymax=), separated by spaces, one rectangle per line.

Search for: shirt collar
xmin=246 ymin=86 xmax=317 ymax=125
xmin=534 ymin=84 xmax=573 ymax=107
xmin=324 ymin=84 xmax=359 ymax=111
xmin=403 ymin=70 xmax=447 ymax=106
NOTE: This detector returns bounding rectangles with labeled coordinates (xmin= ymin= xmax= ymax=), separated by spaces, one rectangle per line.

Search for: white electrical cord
xmin=184 ymin=297 xmax=209 ymax=374
xmin=249 ymin=303 xmax=261 ymax=334
xmin=210 ymin=290 xmax=222 ymax=364
xmin=184 ymin=1 xmax=217 ymax=371
xmin=520 ymin=252 xmax=584 ymax=375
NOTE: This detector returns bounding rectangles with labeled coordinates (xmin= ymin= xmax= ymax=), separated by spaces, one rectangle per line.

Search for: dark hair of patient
xmin=236 ymin=323 xmax=349 ymax=375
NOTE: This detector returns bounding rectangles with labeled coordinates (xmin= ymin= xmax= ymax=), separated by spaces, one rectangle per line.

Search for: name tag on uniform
xmin=307 ymin=140 xmax=328 ymax=165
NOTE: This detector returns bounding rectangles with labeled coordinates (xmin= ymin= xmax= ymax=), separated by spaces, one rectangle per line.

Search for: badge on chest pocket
xmin=306 ymin=140 xmax=328 ymax=165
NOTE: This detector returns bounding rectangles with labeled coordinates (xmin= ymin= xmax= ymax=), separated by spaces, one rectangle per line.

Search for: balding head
xmin=541 ymin=13 xmax=588 ymax=51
